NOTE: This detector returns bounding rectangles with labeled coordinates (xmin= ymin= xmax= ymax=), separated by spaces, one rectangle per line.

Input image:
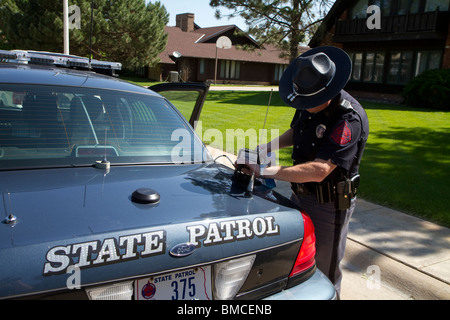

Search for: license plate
xmin=135 ymin=266 xmax=212 ymax=300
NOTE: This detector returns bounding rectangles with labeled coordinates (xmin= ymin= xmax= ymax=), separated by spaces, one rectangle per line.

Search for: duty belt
xmin=291 ymin=181 xmax=335 ymax=204
xmin=291 ymin=174 xmax=360 ymax=210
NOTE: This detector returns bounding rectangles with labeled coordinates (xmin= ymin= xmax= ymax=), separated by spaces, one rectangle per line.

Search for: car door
xmin=149 ymin=82 xmax=209 ymax=130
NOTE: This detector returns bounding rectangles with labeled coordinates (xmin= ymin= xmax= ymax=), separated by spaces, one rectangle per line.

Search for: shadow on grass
xmin=361 ymin=100 xmax=450 ymax=113
xmin=206 ymin=92 xmax=450 ymax=112
xmin=206 ymin=91 xmax=287 ymax=107
xmin=360 ymin=126 xmax=450 ymax=226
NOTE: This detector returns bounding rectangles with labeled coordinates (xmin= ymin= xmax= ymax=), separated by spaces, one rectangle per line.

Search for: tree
xmin=0 ymin=0 xmax=64 ymax=52
xmin=209 ymin=0 xmax=332 ymax=62
xmin=0 ymin=0 xmax=168 ymax=69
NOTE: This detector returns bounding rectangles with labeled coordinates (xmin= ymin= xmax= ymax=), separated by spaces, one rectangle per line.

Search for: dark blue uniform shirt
xmin=290 ymin=90 xmax=369 ymax=179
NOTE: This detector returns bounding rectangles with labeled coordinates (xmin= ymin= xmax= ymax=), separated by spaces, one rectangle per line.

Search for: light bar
xmin=0 ymin=50 xmax=18 ymax=60
xmin=0 ymin=49 xmax=122 ymax=71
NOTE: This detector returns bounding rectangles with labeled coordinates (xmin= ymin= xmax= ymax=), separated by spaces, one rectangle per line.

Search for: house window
xmin=415 ymin=51 xmax=442 ymax=76
xmin=350 ymin=0 xmax=369 ymax=18
xmin=349 ymin=52 xmax=363 ymax=81
xmin=350 ymin=0 xmax=393 ymax=17
xmin=199 ymin=58 xmax=205 ymax=75
xmin=364 ymin=53 xmax=375 ymax=82
xmin=398 ymin=0 xmax=414 ymax=14
xmin=274 ymin=64 xmax=287 ymax=82
xmin=371 ymin=0 xmax=392 ymax=15
xmin=425 ymin=0 xmax=450 ymax=11
xmin=220 ymin=60 xmax=240 ymax=79
xmin=352 ymin=0 xmax=449 ymax=16
xmin=349 ymin=51 xmax=385 ymax=83
xmin=388 ymin=51 xmax=413 ymax=84
xmin=349 ymin=50 xmax=442 ymax=85
xmin=364 ymin=52 xmax=385 ymax=83
xmin=409 ymin=0 xmax=421 ymax=13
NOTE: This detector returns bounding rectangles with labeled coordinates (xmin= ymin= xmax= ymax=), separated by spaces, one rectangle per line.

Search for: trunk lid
xmin=0 ymin=164 xmax=303 ymax=298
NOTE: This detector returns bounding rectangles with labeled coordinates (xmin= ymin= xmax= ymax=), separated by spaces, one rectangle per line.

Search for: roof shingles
xmin=160 ymin=26 xmax=290 ymax=65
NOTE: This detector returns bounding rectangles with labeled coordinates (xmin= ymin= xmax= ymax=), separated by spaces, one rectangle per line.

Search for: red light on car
xmin=289 ymin=211 xmax=316 ymax=277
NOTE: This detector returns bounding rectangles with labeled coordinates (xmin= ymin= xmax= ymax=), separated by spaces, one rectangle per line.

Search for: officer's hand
xmin=241 ymin=163 xmax=260 ymax=178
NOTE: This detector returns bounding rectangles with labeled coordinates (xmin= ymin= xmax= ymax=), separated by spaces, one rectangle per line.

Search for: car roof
xmin=0 ymin=62 xmax=158 ymax=96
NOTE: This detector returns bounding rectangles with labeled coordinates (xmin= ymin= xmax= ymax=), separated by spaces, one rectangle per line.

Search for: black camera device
xmin=233 ymin=148 xmax=259 ymax=184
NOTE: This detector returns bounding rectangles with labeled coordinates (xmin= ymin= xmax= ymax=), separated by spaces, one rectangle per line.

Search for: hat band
xmin=287 ymin=68 xmax=336 ymax=102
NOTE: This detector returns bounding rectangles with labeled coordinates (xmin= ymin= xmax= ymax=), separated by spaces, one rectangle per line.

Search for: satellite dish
xmin=216 ymin=36 xmax=232 ymax=50
xmin=173 ymin=51 xmax=182 ymax=59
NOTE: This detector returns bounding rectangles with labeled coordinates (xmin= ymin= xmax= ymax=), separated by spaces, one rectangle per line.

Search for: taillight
xmin=213 ymin=255 xmax=256 ymax=300
xmin=289 ymin=211 xmax=316 ymax=277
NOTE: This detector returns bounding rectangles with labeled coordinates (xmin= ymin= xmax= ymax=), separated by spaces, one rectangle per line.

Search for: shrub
xmin=402 ymin=69 xmax=450 ymax=110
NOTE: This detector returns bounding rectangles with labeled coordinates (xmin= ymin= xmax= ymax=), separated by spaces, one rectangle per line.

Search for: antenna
xmin=232 ymin=89 xmax=276 ymax=197
xmin=258 ymin=89 xmax=273 ymax=147
xmin=95 ymin=115 xmax=110 ymax=171
xmin=245 ymin=89 xmax=274 ymax=197
xmin=3 ymin=193 xmax=17 ymax=225
xmin=88 ymin=0 xmax=94 ymax=69
xmin=102 ymin=128 xmax=108 ymax=164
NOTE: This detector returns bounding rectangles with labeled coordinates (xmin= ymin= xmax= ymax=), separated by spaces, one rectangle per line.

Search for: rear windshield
xmin=0 ymin=84 xmax=208 ymax=170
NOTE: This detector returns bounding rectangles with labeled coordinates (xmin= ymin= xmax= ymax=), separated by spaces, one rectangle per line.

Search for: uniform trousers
xmin=291 ymin=192 xmax=356 ymax=296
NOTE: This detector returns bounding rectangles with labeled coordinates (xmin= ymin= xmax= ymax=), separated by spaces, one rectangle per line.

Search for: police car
xmin=0 ymin=50 xmax=336 ymax=300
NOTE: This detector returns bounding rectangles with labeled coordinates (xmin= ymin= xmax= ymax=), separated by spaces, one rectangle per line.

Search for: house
xmin=309 ymin=0 xmax=450 ymax=94
xmin=149 ymin=13 xmax=301 ymax=85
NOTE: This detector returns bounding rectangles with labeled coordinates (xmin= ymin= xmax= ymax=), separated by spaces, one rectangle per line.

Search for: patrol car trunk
xmin=0 ymin=163 xmax=310 ymax=300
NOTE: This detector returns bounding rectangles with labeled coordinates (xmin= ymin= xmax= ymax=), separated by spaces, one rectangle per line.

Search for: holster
xmin=335 ymin=175 xmax=360 ymax=211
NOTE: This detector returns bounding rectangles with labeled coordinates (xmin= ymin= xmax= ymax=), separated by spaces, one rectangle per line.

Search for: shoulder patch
xmin=331 ymin=120 xmax=352 ymax=146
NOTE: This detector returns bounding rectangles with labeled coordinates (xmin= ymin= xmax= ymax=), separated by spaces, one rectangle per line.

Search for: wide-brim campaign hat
xmin=279 ymin=46 xmax=352 ymax=110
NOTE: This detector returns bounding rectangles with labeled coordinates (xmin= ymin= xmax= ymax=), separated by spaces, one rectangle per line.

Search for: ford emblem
xmin=170 ymin=243 xmax=196 ymax=257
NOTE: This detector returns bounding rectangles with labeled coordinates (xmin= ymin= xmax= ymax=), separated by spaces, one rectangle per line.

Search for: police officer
xmin=243 ymin=46 xmax=369 ymax=296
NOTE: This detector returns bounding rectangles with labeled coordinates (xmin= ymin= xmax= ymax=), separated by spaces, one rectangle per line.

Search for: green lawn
xmin=119 ymin=76 xmax=161 ymax=87
xmin=358 ymin=102 xmax=450 ymax=227
xmin=196 ymin=91 xmax=450 ymax=227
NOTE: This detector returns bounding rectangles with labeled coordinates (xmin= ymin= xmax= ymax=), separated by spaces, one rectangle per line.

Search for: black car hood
xmin=0 ymin=163 xmax=304 ymax=298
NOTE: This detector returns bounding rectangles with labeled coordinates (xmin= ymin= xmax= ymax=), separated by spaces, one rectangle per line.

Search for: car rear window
xmin=0 ymin=84 xmax=208 ymax=170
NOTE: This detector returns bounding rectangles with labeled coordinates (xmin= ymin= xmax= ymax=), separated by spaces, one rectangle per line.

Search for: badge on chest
xmin=316 ymin=124 xmax=327 ymax=139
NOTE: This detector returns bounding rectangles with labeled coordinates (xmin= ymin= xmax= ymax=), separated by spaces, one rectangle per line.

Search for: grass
xmin=196 ymin=91 xmax=450 ymax=228
xmin=357 ymin=102 xmax=450 ymax=227
xmin=119 ymin=75 xmax=161 ymax=87
xmin=123 ymin=76 xmax=450 ymax=227
xmin=196 ymin=91 xmax=294 ymax=152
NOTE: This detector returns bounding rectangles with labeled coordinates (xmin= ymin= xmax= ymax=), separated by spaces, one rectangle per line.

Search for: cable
xmin=213 ymin=154 xmax=236 ymax=168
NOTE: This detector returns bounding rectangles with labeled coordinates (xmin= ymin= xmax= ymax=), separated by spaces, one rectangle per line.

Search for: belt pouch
xmin=336 ymin=180 xmax=351 ymax=210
